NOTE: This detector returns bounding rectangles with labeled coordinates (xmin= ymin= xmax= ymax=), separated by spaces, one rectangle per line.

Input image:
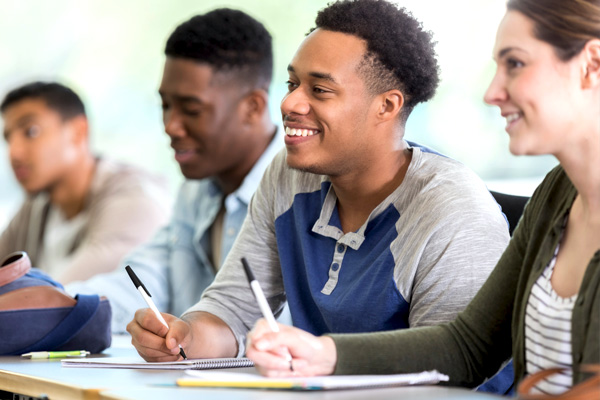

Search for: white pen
xmin=241 ymin=257 xmax=293 ymax=371
xmin=125 ymin=265 xmax=187 ymax=360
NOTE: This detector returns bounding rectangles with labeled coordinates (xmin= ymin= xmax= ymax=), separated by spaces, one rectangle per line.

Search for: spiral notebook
xmin=61 ymin=356 xmax=254 ymax=370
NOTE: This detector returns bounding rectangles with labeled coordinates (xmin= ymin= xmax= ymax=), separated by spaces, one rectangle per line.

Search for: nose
xmin=7 ymin=133 xmax=25 ymax=162
xmin=281 ymin=87 xmax=310 ymax=117
xmin=483 ymin=69 xmax=508 ymax=106
xmin=163 ymin=108 xmax=185 ymax=138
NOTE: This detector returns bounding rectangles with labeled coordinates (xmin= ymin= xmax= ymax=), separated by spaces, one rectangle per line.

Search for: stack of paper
xmin=177 ymin=369 xmax=449 ymax=390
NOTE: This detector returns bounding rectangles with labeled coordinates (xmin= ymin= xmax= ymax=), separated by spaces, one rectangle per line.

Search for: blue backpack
xmin=0 ymin=251 xmax=111 ymax=355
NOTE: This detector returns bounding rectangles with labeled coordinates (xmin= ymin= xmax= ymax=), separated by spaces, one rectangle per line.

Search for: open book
xmin=176 ymin=369 xmax=449 ymax=390
xmin=61 ymin=356 xmax=253 ymax=370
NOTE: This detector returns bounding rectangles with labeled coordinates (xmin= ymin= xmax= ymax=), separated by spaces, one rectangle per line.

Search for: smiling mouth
xmin=505 ymin=112 xmax=522 ymax=129
xmin=285 ymin=127 xmax=319 ymax=137
xmin=12 ymin=165 xmax=30 ymax=181
xmin=172 ymin=148 xmax=197 ymax=163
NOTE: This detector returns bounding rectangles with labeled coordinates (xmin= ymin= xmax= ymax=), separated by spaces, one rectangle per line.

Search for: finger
xmin=256 ymin=364 xmax=297 ymax=378
xmin=134 ymin=308 xmax=170 ymax=337
xmin=248 ymin=318 xmax=274 ymax=339
xmin=248 ymin=346 xmax=295 ymax=375
xmin=251 ymin=329 xmax=298 ymax=354
xmin=130 ymin=332 xmax=177 ymax=360
xmin=128 ymin=318 xmax=170 ymax=351
xmin=127 ymin=317 xmax=176 ymax=361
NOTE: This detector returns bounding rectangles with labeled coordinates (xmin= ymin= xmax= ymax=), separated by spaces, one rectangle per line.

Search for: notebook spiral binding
xmin=193 ymin=358 xmax=255 ymax=369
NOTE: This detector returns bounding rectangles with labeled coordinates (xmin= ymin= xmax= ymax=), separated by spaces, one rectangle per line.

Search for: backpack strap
xmin=12 ymin=294 xmax=100 ymax=355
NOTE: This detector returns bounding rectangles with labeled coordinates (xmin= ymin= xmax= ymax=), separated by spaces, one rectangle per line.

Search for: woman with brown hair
xmin=246 ymin=0 xmax=600 ymax=395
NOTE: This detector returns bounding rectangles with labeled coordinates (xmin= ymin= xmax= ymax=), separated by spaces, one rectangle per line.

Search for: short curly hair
xmin=165 ymin=8 xmax=273 ymax=90
xmin=311 ymin=0 xmax=440 ymax=117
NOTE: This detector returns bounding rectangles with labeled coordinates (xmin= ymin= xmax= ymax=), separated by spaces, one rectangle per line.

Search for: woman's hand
xmin=246 ymin=319 xmax=338 ymax=377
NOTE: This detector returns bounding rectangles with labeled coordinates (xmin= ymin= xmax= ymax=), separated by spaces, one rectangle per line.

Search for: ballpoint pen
xmin=21 ymin=350 xmax=90 ymax=359
xmin=125 ymin=265 xmax=187 ymax=360
xmin=241 ymin=257 xmax=293 ymax=371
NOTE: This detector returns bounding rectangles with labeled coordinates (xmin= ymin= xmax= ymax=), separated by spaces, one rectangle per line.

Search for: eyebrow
xmin=158 ymin=91 xmax=203 ymax=104
xmin=2 ymin=114 xmax=36 ymax=138
xmin=495 ymin=46 xmax=525 ymax=60
xmin=287 ymin=65 xmax=339 ymax=85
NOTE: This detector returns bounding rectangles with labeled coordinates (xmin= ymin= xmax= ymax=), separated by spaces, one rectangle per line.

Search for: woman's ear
xmin=581 ymin=39 xmax=600 ymax=89
xmin=376 ymin=89 xmax=404 ymax=122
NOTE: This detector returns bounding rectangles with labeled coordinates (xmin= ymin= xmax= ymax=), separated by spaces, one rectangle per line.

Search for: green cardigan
xmin=331 ymin=165 xmax=600 ymax=387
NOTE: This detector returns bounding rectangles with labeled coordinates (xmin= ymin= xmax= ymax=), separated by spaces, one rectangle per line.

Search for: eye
xmin=24 ymin=125 xmax=41 ymax=139
xmin=313 ymin=86 xmax=328 ymax=94
xmin=182 ymin=109 xmax=201 ymax=117
xmin=286 ymin=80 xmax=298 ymax=92
xmin=506 ymin=58 xmax=524 ymax=69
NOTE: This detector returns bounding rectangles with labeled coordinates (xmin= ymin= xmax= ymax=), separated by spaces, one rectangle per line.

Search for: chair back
xmin=490 ymin=191 xmax=529 ymax=236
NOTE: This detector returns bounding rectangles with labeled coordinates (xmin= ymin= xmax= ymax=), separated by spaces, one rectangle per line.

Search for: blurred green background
xmin=0 ymin=0 xmax=557 ymax=228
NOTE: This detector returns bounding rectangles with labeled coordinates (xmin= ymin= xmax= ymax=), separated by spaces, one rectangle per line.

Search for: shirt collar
xmin=226 ymin=126 xmax=284 ymax=210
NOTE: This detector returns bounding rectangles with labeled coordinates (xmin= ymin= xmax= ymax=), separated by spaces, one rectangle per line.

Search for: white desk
xmin=0 ymin=339 xmax=502 ymax=400
xmin=100 ymin=386 xmax=504 ymax=400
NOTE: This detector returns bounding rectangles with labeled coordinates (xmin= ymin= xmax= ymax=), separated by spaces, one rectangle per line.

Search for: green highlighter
xmin=21 ymin=350 xmax=90 ymax=359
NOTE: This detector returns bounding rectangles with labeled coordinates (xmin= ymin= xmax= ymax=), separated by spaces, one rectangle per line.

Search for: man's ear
xmin=375 ymin=89 xmax=404 ymax=122
xmin=66 ymin=115 xmax=89 ymax=146
xmin=581 ymin=38 xmax=600 ymax=89
xmin=240 ymin=89 xmax=269 ymax=124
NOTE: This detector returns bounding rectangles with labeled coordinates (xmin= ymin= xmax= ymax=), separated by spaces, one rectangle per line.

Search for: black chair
xmin=490 ymin=191 xmax=530 ymax=236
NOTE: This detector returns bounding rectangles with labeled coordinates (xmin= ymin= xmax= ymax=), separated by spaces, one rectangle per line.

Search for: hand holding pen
xmin=125 ymin=265 xmax=187 ymax=360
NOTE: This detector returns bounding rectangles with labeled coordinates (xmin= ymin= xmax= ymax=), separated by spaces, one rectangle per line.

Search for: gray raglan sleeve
xmin=183 ymin=152 xmax=287 ymax=357
xmin=397 ymin=172 xmax=510 ymax=328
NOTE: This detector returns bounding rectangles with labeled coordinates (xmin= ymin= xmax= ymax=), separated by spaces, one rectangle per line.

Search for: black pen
xmin=125 ymin=265 xmax=187 ymax=360
xmin=241 ymin=257 xmax=293 ymax=371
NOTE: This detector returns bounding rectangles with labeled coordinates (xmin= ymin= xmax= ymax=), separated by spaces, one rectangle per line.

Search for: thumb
xmin=164 ymin=318 xmax=191 ymax=351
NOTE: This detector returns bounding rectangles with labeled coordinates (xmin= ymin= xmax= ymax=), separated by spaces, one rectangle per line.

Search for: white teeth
xmin=505 ymin=113 xmax=521 ymax=124
xmin=285 ymin=127 xmax=318 ymax=137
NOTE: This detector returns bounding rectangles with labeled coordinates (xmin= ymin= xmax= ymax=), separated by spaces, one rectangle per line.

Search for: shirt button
xmin=227 ymin=228 xmax=236 ymax=236
xmin=337 ymin=244 xmax=345 ymax=253
xmin=331 ymin=263 xmax=340 ymax=272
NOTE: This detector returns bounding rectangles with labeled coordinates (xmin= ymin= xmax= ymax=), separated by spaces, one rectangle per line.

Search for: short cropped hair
xmin=311 ymin=0 xmax=440 ymax=119
xmin=0 ymin=81 xmax=86 ymax=120
xmin=165 ymin=8 xmax=273 ymax=90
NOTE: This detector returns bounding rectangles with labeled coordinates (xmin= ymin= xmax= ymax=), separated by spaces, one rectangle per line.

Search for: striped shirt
xmin=524 ymin=233 xmax=576 ymax=395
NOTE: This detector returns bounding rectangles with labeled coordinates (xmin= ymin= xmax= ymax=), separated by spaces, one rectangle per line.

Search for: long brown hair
xmin=507 ymin=0 xmax=600 ymax=60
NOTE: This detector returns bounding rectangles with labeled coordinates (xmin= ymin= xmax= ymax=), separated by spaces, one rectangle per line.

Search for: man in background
xmin=0 ymin=82 xmax=170 ymax=283
xmin=67 ymin=8 xmax=285 ymax=331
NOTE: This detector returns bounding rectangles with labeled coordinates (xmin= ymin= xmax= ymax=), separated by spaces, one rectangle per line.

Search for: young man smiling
xmin=66 ymin=9 xmax=284 ymax=332
xmin=128 ymin=0 xmax=511 ymax=392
